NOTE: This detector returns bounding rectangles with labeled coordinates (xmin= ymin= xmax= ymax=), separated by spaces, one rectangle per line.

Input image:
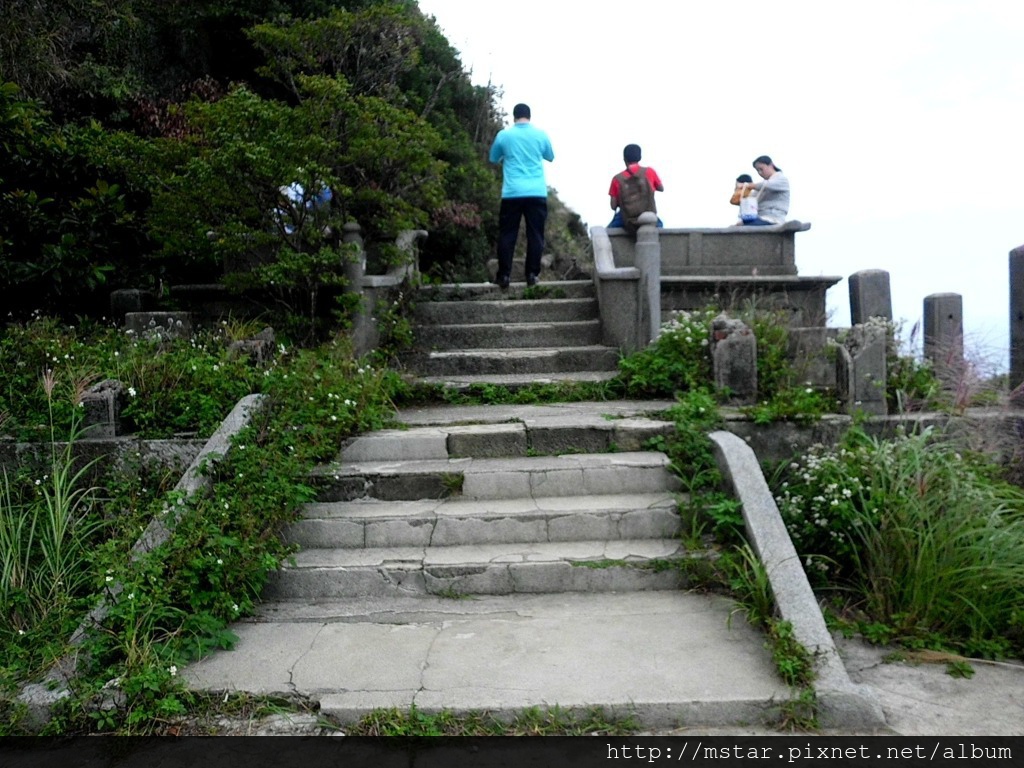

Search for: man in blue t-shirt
xmin=488 ymin=103 xmax=555 ymax=288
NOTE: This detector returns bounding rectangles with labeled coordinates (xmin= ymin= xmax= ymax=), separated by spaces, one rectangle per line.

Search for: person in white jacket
xmin=740 ymin=155 xmax=789 ymax=226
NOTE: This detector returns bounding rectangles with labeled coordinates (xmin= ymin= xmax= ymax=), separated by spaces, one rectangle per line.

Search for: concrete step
xmin=415 ymin=319 xmax=602 ymax=351
xmin=414 ymin=345 xmax=621 ymax=377
xmin=418 ymin=280 xmax=595 ymax=302
xmin=414 ymin=297 xmax=598 ymax=325
xmin=338 ymin=416 xmax=675 ymax=462
xmin=264 ymin=538 xmax=702 ymax=598
xmin=182 ymin=591 xmax=793 ymax=730
xmin=309 ymin=451 xmax=681 ymax=503
xmin=412 ymin=370 xmax=620 ymax=390
xmin=284 ymin=492 xmax=682 ymax=549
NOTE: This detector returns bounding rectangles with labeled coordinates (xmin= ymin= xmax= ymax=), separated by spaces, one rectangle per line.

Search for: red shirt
xmin=609 ymin=164 xmax=664 ymax=200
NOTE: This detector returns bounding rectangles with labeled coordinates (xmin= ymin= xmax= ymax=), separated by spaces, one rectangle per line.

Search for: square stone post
xmin=1010 ymin=245 xmax=1024 ymax=395
xmin=711 ymin=315 xmax=757 ymax=404
xmin=923 ymin=292 xmax=963 ymax=367
xmin=836 ymin=324 xmax=887 ymax=416
xmin=81 ymin=379 xmax=126 ymax=437
xmin=634 ymin=212 xmax=662 ymax=344
xmin=848 ymin=269 xmax=892 ymax=324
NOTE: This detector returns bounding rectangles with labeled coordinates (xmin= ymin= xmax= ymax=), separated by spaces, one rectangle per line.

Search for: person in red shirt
xmin=608 ymin=143 xmax=664 ymax=228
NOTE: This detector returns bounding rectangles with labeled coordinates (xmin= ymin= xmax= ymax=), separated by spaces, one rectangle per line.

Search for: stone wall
xmin=608 ymin=221 xmax=808 ymax=276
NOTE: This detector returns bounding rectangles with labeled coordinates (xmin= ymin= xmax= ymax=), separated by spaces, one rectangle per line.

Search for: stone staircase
xmin=189 ymin=409 xmax=793 ymax=728
xmin=264 ymin=404 xmax=705 ymax=600
xmin=405 ymin=280 xmax=621 ymax=387
xmin=182 ymin=280 xmax=803 ymax=728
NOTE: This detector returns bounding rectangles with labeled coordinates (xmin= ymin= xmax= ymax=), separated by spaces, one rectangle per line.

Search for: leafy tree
xmin=0 ymin=84 xmax=150 ymax=316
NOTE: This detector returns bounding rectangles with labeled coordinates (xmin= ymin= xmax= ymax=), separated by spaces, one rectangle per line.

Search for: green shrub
xmin=617 ymin=309 xmax=716 ymax=398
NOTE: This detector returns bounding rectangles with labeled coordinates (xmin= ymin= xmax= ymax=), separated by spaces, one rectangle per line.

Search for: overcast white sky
xmin=417 ymin=0 xmax=1023 ymax=372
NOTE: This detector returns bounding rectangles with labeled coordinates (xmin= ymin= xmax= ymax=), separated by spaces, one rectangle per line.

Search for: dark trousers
xmin=497 ymin=197 xmax=547 ymax=280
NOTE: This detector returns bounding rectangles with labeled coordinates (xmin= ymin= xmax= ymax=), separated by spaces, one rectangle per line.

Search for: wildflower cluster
xmin=617 ymin=309 xmax=716 ymax=397
xmin=774 ymin=441 xmax=872 ymax=580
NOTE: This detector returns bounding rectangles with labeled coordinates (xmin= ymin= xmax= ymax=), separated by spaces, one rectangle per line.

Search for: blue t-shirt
xmin=489 ymin=122 xmax=554 ymax=198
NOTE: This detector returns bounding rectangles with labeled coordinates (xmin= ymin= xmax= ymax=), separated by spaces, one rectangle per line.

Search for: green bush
xmin=617 ymin=309 xmax=716 ymax=398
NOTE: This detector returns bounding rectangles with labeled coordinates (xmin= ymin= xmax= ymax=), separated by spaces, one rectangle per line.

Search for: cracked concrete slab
xmin=184 ymin=591 xmax=789 ymax=729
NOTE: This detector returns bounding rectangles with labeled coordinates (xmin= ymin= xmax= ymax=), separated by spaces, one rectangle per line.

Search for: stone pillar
xmin=711 ymin=315 xmax=757 ymax=404
xmin=836 ymin=324 xmax=887 ymax=416
xmin=81 ymin=379 xmax=126 ymax=437
xmin=848 ymin=270 xmax=892 ymax=324
xmin=341 ymin=222 xmax=366 ymax=291
xmin=923 ymin=293 xmax=965 ymax=396
xmin=634 ymin=212 xmax=661 ymax=344
xmin=923 ymin=293 xmax=963 ymax=367
xmin=1010 ymin=246 xmax=1024 ymax=394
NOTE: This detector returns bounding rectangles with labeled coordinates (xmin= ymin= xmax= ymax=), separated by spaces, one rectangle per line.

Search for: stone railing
xmin=592 ymin=219 xmax=840 ymax=354
xmin=591 ymin=220 xmax=996 ymax=418
xmin=344 ymin=225 xmax=428 ymax=356
xmin=607 ymin=220 xmax=810 ymax=276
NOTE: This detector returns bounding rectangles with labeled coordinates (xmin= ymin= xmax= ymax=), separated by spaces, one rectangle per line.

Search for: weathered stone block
xmin=787 ymin=327 xmax=839 ymax=389
xmin=228 ymin=327 xmax=276 ymax=368
xmin=110 ymin=289 xmax=155 ymax=318
xmin=835 ymin=324 xmax=887 ymax=416
xmin=923 ymin=292 xmax=964 ymax=384
xmin=711 ymin=315 xmax=757 ymax=404
xmin=848 ymin=270 xmax=892 ymax=324
xmin=81 ymin=379 xmax=126 ymax=437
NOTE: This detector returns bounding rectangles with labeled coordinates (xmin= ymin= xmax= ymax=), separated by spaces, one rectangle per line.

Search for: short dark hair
xmin=753 ymin=155 xmax=780 ymax=172
xmin=736 ymin=174 xmax=753 ymax=183
xmin=623 ymin=144 xmax=642 ymax=164
xmin=513 ymin=103 xmax=531 ymax=120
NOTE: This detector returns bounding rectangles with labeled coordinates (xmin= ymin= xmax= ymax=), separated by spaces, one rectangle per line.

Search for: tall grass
xmin=776 ymin=425 xmax=1024 ymax=656
xmin=0 ymin=374 xmax=101 ymax=635
xmin=847 ymin=431 xmax=1024 ymax=649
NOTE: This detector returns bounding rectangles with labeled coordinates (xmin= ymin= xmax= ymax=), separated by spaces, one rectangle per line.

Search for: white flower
xmin=216 ymin=558 xmax=223 ymax=565
xmin=168 ymin=665 xmax=178 ymax=677
xmin=128 ymin=387 xmax=137 ymax=398
xmin=106 ymin=576 xmax=113 ymax=582
xmin=232 ymin=604 xmax=239 ymax=613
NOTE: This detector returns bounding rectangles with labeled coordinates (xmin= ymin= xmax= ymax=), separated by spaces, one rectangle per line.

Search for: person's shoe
xmin=497 ymin=275 xmax=510 ymax=290
xmin=526 ymin=273 xmax=539 ymax=287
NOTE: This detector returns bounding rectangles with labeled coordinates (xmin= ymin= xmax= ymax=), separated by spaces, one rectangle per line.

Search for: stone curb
xmin=708 ymin=430 xmax=886 ymax=731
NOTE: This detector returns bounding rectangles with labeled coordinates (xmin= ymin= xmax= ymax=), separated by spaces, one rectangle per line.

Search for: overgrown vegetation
xmin=0 ymin=327 xmax=407 ymax=735
xmin=2 ymin=0 xmax=1021 ymax=738
xmin=773 ymin=425 xmax=1024 ymax=660
xmin=350 ymin=703 xmax=639 ymax=736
